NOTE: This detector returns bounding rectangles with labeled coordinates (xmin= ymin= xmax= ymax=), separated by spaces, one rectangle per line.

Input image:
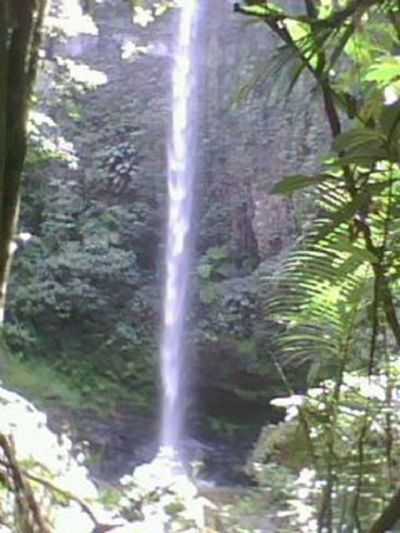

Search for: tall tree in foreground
xmin=236 ymin=0 xmax=400 ymax=531
xmin=0 ymin=0 xmax=49 ymax=322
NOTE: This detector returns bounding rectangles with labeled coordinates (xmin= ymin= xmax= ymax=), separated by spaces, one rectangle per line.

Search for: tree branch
xmin=0 ymin=433 xmax=51 ymax=532
xmin=234 ymin=0 xmax=380 ymax=28
xmin=0 ymin=453 xmax=124 ymax=532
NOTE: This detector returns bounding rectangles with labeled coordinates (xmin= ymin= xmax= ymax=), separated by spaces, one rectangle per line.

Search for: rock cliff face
xmin=9 ymin=0 xmax=328 ymax=419
xmin=199 ymin=0 xmax=327 ymax=261
xmin=44 ymin=0 xmax=326 ymax=262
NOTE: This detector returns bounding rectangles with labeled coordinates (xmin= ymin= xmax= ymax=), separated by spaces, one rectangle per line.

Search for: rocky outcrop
xmin=200 ymin=0 xmax=327 ymax=261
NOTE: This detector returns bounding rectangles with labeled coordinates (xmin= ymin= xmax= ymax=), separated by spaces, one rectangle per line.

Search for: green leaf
xmin=313 ymin=194 xmax=369 ymax=241
xmin=239 ymin=2 xmax=284 ymax=17
xmin=334 ymin=127 xmax=385 ymax=153
xmin=364 ymin=57 xmax=400 ymax=88
xmin=199 ymin=284 xmax=218 ymax=304
xmin=333 ymin=127 xmax=388 ymax=165
xmin=207 ymin=245 xmax=228 ymax=261
xmin=338 ymin=152 xmax=387 ymax=166
xmin=198 ymin=264 xmax=212 ymax=279
xmin=334 ymin=239 xmax=377 ymax=264
xmin=271 ymin=174 xmax=335 ymax=196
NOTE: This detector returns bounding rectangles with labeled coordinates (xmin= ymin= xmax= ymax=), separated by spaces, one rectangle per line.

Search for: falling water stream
xmin=160 ymin=0 xmax=201 ymax=454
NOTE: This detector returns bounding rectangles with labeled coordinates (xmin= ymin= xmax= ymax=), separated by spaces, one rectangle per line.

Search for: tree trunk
xmin=0 ymin=0 xmax=49 ymax=322
xmin=369 ymin=488 xmax=400 ymax=533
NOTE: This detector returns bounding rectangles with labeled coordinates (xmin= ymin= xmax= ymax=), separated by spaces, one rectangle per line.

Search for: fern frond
xmin=263 ymin=178 xmax=375 ymax=381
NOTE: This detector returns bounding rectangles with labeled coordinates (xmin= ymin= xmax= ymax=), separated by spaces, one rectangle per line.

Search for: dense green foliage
xmin=4 ymin=15 xmax=164 ymax=406
xmin=5 ymin=8 xmax=267 ymax=412
xmin=238 ymin=0 xmax=400 ymax=531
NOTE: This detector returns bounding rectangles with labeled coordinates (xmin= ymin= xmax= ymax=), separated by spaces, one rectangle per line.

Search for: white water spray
xmin=160 ymin=0 xmax=201 ymax=452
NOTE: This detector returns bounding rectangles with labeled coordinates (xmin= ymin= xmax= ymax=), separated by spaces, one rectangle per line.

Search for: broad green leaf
xmin=338 ymin=153 xmax=387 ymax=166
xmin=286 ymin=20 xmax=309 ymax=42
xmin=364 ymin=57 xmax=400 ymax=88
xmin=334 ymin=127 xmax=385 ymax=153
xmin=238 ymin=4 xmax=270 ymax=17
xmin=271 ymin=174 xmax=335 ymax=195
xmin=336 ymin=143 xmax=389 ymax=165
xmin=241 ymin=2 xmax=284 ymax=17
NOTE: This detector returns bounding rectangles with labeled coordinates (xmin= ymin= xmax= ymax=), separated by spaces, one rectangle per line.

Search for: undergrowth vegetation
xmin=237 ymin=0 xmax=400 ymax=530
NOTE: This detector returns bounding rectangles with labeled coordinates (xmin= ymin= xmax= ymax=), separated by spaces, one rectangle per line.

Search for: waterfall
xmin=160 ymin=0 xmax=201 ymax=453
